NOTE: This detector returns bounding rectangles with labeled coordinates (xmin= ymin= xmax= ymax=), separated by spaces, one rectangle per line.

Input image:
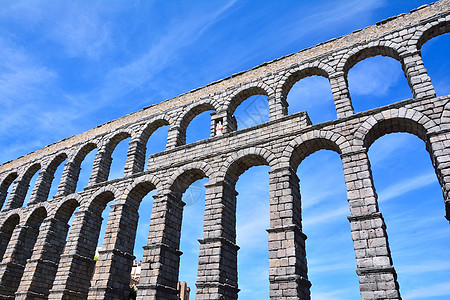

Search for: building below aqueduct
xmin=0 ymin=1 xmax=450 ymax=299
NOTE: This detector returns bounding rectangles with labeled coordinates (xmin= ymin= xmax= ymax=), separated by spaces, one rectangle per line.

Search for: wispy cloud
xmin=303 ymin=206 xmax=349 ymax=227
xmin=404 ymin=281 xmax=450 ymax=299
xmin=100 ymin=1 xmax=237 ymax=104
xmin=313 ymin=287 xmax=356 ymax=300
xmin=348 ymin=56 xmax=404 ymax=97
xmin=400 ymin=260 xmax=450 ymax=275
xmin=0 ymin=1 xmax=115 ymax=59
xmin=378 ymin=172 xmax=437 ymax=202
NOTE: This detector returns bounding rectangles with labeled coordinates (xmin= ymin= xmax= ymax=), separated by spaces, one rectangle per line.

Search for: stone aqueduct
xmin=0 ymin=1 xmax=450 ymax=300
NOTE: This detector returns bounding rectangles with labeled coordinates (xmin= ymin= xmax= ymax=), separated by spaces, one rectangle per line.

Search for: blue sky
xmin=1 ymin=1 xmax=450 ymax=299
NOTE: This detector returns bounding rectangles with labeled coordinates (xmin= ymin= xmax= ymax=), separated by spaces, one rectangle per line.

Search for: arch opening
xmin=235 ymin=165 xmax=270 ymax=299
xmin=164 ymin=168 xmax=209 ymax=297
xmin=123 ymin=181 xmax=158 ymax=262
xmin=347 ymin=55 xmax=412 ymax=113
xmin=108 ymin=134 xmax=132 ymax=180
xmin=1 ymin=207 xmax=47 ymax=297
xmin=47 ymin=154 xmax=68 ymax=200
xmin=22 ymin=164 xmax=41 ymax=207
xmin=143 ymin=121 xmax=169 ymax=170
xmin=233 ymin=94 xmax=269 ymax=130
xmin=222 ymin=154 xmax=270 ymax=298
xmin=286 ymin=75 xmax=335 ymax=124
xmin=0 ymin=173 xmax=17 ymax=210
xmin=186 ymin=110 xmax=215 ymax=144
xmin=367 ymin=132 xmax=450 ymax=298
xmin=362 ymin=117 xmax=429 ymax=150
xmin=178 ymin=176 xmax=208 ymax=298
xmin=74 ymin=143 xmax=97 ymax=193
xmin=417 ymin=20 xmax=450 ymax=51
xmin=297 ymin=149 xmax=359 ymax=299
xmin=0 ymin=214 xmax=19 ymax=261
xmin=421 ymin=31 xmax=450 ymax=97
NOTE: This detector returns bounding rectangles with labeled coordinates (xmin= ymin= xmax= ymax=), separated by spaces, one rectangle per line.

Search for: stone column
xmin=196 ymin=180 xmax=240 ymax=299
xmin=137 ymin=193 xmax=184 ymax=299
xmin=88 ymin=202 xmax=138 ymax=300
xmin=49 ymin=209 xmax=103 ymax=300
xmin=123 ymin=141 xmax=147 ymax=177
xmin=89 ymin=150 xmax=112 ymax=185
xmin=329 ymin=72 xmax=354 ymax=119
xmin=4 ymin=177 xmax=31 ymax=210
xmin=428 ymin=131 xmax=450 ymax=221
xmin=56 ymin=161 xmax=81 ymax=196
xmin=28 ymin=170 xmax=53 ymax=205
xmin=0 ymin=223 xmax=41 ymax=299
xmin=268 ymin=94 xmax=285 ymax=121
xmin=341 ymin=150 xmax=401 ymax=300
xmin=166 ymin=126 xmax=184 ymax=149
xmin=0 ymin=216 xmax=19 ymax=261
xmin=267 ymin=166 xmax=311 ymax=300
xmin=401 ymin=50 xmax=435 ymax=99
xmin=15 ymin=218 xmax=70 ymax=300
xmin=0 ymin=176 xmax=16 ymax=210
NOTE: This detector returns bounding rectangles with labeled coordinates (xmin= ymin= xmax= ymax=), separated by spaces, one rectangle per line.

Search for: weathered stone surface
xmin=0 ymin=1 xmax=449 ymax=299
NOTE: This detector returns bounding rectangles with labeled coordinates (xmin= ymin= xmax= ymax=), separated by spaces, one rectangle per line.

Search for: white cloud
xmin=377 ymin=172 xmax=437 ymax=203
xmin=303 ymin=205 xmax=349 ymax=227
xmin=348 ymin=56 xmax=404 ymax=96
xmin=100 ymin=1 xmax=237 ymax=104
xmin=0 ymin=1 xmax=115 ymax=59
xmin=236 ymin=203 xmax=269 ymax=249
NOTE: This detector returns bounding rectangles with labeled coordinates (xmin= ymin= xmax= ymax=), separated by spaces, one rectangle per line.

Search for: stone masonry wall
xmin=0 ymin=1 xmax=450 ymax=299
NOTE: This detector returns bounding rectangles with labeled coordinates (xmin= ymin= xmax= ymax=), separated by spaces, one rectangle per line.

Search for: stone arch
xmin=33 ymin=152 xmax=68 ymax=202
xmin=354 ymin=108 xmax=439 ymax=149
xmin=103 ymin=130 xmax=134 ymax=153
xmin=277 ymin=62 xmax=335 ymax=105
xmin=0 ymin=172 xmax=18 ymax=210
xmin=338 ymin=43 xmax=405 ymax=76
xmin=226 ymin=82 xmax=277 ymax=123
xmin=175 ymin=101 xmax=218 ymax=146
xmin=218 ymin=147 xmax=277 ymax=184
xmin=168 ymin=162 xmax=213 ymax=199
xmin=8 ymin=163 xmax=41 ymax=209
xmin=121 ymin=174 xmax=162 ymax=210
xmin=61 ymin=142 xmax=98 ymax=194
xmin=337 ymin=43 xmax=418 ymax=104
xmin=137 ymin=116 xmax=172 ymax=145
xmin=416 ymin=18 xmax=450 ymax=50
xmin=0 ymin=206 xmax=47 ymax=297
xmin=91 ymin=131 xmax=135 ymax=183
xmin=353 ymin=108 xmax=449 ymax=220
xmin=281 ymin=130 xmax=349 ymax=171
xmin=53 ymin=197 xmax=81 ymax=223
xmin=24 ymin=206 xmax=48 ymax=227
xmin=70 ymin=142 xmax=98 ymax=167
xmin=0 ymin=213 xmax=19 ymax=261
xmin=87 ymin=186 xmax=118 ymax=213
xmin=440 ymin=100 xmax=450 ymax=126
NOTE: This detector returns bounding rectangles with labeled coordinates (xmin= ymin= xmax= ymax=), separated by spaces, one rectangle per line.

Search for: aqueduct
xmin=0 ymin=1 xmax=450 ymax=299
